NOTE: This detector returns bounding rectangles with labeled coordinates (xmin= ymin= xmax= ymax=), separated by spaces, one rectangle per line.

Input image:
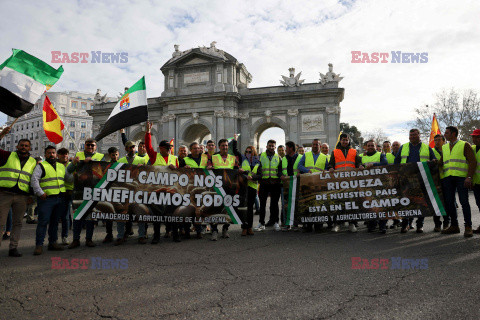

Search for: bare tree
xmin=362 ymin=128 xmax=389 ymax=146
xmin=412 ymin=88 xmax=480 ymax=140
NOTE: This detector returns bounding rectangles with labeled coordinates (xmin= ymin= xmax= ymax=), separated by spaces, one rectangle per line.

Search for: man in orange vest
xmin=328 ymin=133 xmax=363 ymax=232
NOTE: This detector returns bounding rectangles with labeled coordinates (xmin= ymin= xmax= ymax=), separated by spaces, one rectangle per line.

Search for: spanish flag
xmin=43 ymin=95 xmax=64 ymax=144
xmin=169 ymin=138 xmax=175 ymax=155
xmin=428 ymin=113 xmax=441 ymax=148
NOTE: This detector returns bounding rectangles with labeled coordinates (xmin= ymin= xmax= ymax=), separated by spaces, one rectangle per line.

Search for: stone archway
xmin=251 ymin=117 xmax=289 ymax=153
xmin=182 ymin=123 xmax=211 ymax=146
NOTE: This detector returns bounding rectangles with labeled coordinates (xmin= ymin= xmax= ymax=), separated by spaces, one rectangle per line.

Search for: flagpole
xmin=8 ymin=117 xmax=20 ymax=128
xmin=62 ymin=127 xmax=80 ymax=153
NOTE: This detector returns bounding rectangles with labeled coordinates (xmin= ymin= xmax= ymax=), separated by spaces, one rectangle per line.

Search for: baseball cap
xmin=159 ymin=140 xmax=172 ymax=148
xmin=471 ymin=129 xmax=480 ymax=136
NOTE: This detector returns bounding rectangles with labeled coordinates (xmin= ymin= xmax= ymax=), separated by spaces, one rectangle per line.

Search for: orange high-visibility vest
xmin=333 ymin=149 xmax=357 ymax=169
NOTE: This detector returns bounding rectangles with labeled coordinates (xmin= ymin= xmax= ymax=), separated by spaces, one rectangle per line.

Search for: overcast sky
xmin=1 ymin=0 xmax=479 ymax=145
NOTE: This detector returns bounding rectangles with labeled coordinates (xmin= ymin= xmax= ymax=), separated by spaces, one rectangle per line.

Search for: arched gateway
xmin=89 ymin=42 xmax=344 ymax=154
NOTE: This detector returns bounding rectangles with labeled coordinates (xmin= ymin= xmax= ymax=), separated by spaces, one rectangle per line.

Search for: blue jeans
xmin=35 ymin=197 xmax=66 ymax=246
xmin=117 ymin=221 xmax=145 ymax=239
xmin=60 ymin=197 xmax=71 ymax=238
xmin=72 ymin=219 xmax=95 ymax=241
xmin=442 ymin=176 xmax=471 ymax=227
xmin=5 ymin=208 xmax=12 ymax=233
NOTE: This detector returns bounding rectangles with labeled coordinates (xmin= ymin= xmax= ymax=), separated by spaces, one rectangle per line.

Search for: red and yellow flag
xmin=43 ymin=95 xmax=64 ymax=144
xmin=428 ymin=113 xmax=441 ymax=148
xmin=169 ymin=138 xmax=175 ymax=155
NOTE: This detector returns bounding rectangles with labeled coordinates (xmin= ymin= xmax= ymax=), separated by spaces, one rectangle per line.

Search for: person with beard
xmin=178 ymin=145 xmax=188 ymax=160
xmin=0 ymin=127 xmax=37 ymax=257
xmin=56 ymin=148 xmax=73 ymax=245
xmin=31 ymin=146 xmax=67 ymax=255
xmin=145 ymin=121 xmax=184 ymax=243
xmin=67 ymin=139 xmax=105 ymax=249
xmin=241 ymin=145 xmax=261 ymax=236
xmin=184 ymin=142 xmax=208 ymax=239
xmin=115 ymin=142 xmax=147 ymax=245
xmin=328 ymin=133 xmax=364 ymax=233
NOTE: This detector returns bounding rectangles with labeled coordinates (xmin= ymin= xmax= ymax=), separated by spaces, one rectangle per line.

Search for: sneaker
xmin=48 ymin=243 xmax=65 ymax=251
xmin=441 ymin=226 xmax=460 ymax=234
xmin=274 ymin=223 xmax=281 ymax=232
xmin=464 ymin=227 xmax=473 ymax=238
xmin=68 ymin=240 xmax=80 ymax=249
xmin=254 ymin=223 xmax=265 ymax=231
xmin=265 ymin=221 xmax=275 ymax=227
xmin=61 ymin=237 xmax=69 ymax=245
xmin=33 ymin=245 xmax=43 ymax=255
xmin=348 ymin=224 xmax=357 ymax=233
xmin=222 ymin=229 xmax=230 ymax=238
xmin=8 ymin=248 xmax=22 ymax=257
xmin=332 ymin=225 xmax=340 ymax=233
xmin=85 ymin=239 xmax=96 ymax=247
xmin=211 ymin=231 xmax=218 ymax=241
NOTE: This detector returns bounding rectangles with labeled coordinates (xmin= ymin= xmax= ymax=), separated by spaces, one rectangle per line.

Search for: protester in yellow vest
xmin=208 ymin=139 xmax=242 ymax=241
xmin=470 ymin=129 xmax=480 ymax=234
xmin=394 ymin=129 xmax=436 ymax=234
xmin=430 ymin=134 xmax=449 ymax=232
xmin=68 ymin=139 xmax=105 ymax=250
xmin=118 ymin=141 xmax=148 ymax=165
xmin=30 ymin=146 xmax=66 ymax=255
xmin=184 ymin=142 xmax=209 ymax=169
xmin=440 ymin=126 xmax=477 ymax=237
xmin=144 ymin=121 xmax=182 ymax=243
xmin=120 ymin=128 xmax=150 ymax=164
xmin=0 ymin=126 xmax=36 ymax=257
xmin=382 ymin=141 xmax=395 ymax=165
xmin=56 ymin=148 xmax=73 ymax=246
xmin=321 ymin=143 xmax=331 ymax=162
xmin=241 ymin=145 xmax=261 ymax=236
xmin=298 ymin=139 xmax=329 ymax=174
xmin=254 ymin=139 xmax=282 ymax=232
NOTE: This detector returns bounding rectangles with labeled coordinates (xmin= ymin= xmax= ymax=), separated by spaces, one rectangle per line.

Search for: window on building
xmin=70 ymin=121 xmax=75 ymax=127
xmin=90 ymin=104 xmax=94 ymax=110
xmin=69 ymin=143 xmax=75 ymax=150
xmin=81 ymin=122 xmax=86 ymax=128
xmin=70 ymin=132 xmax=75 ymax=139
xmin=35 ymin=143 xmax=38 ymax=151
xmin=30 ymin=133 xmax=33 ymax=140
xmin=26 ymin=123 xmax=28 ymax=129
xmin=61 ymin=107 xmax=65 ymax=115
xmin=72 ymin=101 xmax=77 ymax=108
xmin=81 ymin=132 xmax=86 ymax=139
xmin=80 ymin=144 xmax=85 ymax=150
xmin=81 ymin=102 xmax=87 ymax=109
xmin=36 ymin=132 xmax=38 ymax=138
xmin=37 ymin=121 xmax=39 ymax=127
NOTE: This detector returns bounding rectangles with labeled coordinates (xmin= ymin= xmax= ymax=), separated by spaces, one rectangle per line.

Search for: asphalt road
xmin=2 ymin=197 xmax=480 ymax=320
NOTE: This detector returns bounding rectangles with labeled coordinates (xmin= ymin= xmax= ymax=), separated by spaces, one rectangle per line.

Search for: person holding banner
xmin=67 ymin=139 xmax=105 ymax=249
xmin=361 ymin=140 xmax=389 ymax=233
xmin=241 ymin=146 xmax=261 ymax=236
xmin=209 ymin=138 xmax=241 ymax=240
xmin=394 ymin=129 xmax=437 ymax=233
xmin=0 ymin=127 xmax=37 ymax=257
xmin=31 ymin=146 xmax=67 ymax=255
xmin=255 ymin=140 xmax=282 ymax=232
xmin=328 ymin=133 xmax=364 ymax=233
xmin=298 ymin=139 xmax=330 ymax=232
xmin=321 ymin=143 xmax=331 ymax=162
xmin=145 ymin=121 xmax=183 ymax=243
xmin=280 ymin=141 xmax=302 ymax=231
xmin=440 ymin=126 xmax=476 ymax=237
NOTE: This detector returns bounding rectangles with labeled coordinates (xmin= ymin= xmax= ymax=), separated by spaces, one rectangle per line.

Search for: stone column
xmin=326 ymin=105 xmax=341 ymax=148
xmin=287 ymin=109 xmax=299 ymax=145
xmin=214 ymin=63 xmax=225 ymax=92
xmin=215 ymin=111 xmax=224 ymax=140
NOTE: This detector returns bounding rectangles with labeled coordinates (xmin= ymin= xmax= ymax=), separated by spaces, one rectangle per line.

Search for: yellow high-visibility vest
xmin=152 ymin=154 xmax=177 ymax=167
xmin=184 ymin=154 xmax=208 ymax=168
xmin=0 ymin=152 xmax=36 ymax=192
xmin=212 ymin=154 xmax=235 ymax=169
xmin=39 ymin=161 xmax=66 ymax=196
xmin=473 ymin=145 xmax=480 ymax=185
xmin=259 ymin=152 xmax=280 ymax=179
xmin=400 ymin=143 xmax=430 ymax=163
xmin=304 ymin=152 xmax=328 ymax=172
xmin=442 ymin=140 xmax=468 ymax=178
xmin=75 ymin=152 xmax=104 ymax=161
xmin=118 ymin=155 xmax=147 ymax=165
xmin=242 ymin=159 xmax=260 ymax=190
xmin=361 ymin=152 xmax=381 ymax=165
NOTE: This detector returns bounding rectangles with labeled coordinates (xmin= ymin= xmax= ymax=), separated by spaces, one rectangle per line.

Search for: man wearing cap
xmin=470 ymin=129 xmax=480 ymax=234
xmin=440 ymin=126 xmax=477 ymax=237
xmin=145 ymin=121 xmax=184 ymax=243
xmin=120 ymin=128 xmax=150 ymax=164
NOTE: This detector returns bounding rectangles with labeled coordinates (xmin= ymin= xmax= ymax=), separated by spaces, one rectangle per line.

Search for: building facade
xmin=89 ymin=43 xmax=344 ymax=154
xmin=3 ymin=91 xmax=112 ymax=157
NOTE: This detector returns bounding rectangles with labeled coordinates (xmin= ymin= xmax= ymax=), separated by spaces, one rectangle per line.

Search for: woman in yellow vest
xmin=31 ymin=146 xmax=67 ymax=255
xmin=241 ymin=146 xmax=261 ymax=236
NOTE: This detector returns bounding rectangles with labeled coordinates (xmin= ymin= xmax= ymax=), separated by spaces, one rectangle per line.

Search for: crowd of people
xmin=0 ymin=122 xmax=479 ymax=258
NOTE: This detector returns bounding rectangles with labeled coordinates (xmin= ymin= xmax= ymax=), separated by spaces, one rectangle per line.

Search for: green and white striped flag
xmin=95 ymin=76 xmax=148 ymax=141
xmin=0 ymin=49 xmax=63 ymax=117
